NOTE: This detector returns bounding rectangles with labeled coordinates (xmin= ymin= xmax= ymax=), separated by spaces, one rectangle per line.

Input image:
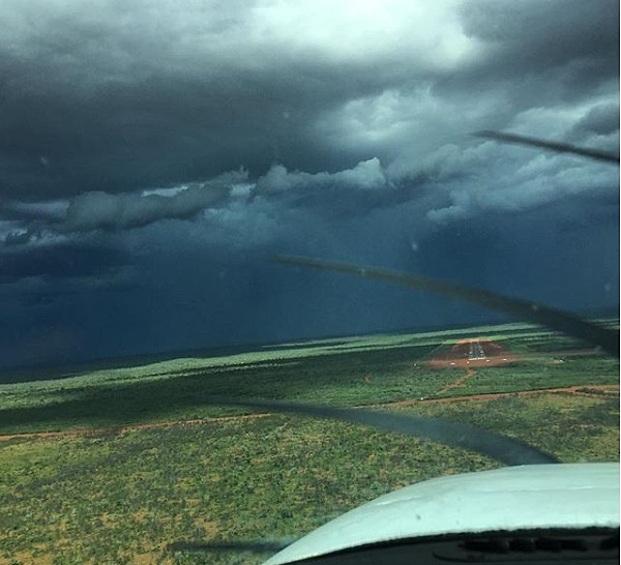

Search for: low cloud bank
xmin=63 ymin=171 xmax=245 ymax=232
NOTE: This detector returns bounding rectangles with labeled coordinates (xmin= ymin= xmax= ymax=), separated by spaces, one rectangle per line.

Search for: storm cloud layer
xmin=0 ymin=0 xmax=618 ymax=370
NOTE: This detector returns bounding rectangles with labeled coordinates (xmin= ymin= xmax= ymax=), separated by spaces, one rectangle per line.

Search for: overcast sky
xmin=0 ymin=0 xmax=618 ymax=371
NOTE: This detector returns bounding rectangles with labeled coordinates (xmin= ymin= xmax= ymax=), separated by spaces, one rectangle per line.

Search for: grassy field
xmin=0 ymin=321 xmax=618 ymax=565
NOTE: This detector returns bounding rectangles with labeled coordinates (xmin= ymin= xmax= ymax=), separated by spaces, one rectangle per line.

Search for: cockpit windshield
xmin=0 ymin=1 xmax=619 ymax=564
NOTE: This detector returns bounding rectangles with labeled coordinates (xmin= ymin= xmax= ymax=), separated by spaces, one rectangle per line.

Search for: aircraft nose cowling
xmin=262 ymin=462 xmax=620 ymax=565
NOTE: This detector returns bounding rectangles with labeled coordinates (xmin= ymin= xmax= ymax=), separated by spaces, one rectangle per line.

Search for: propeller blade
xmin=475 ymin=130 xmax=620 ymax=165
xmin=197 ymin=395 xmax=559 ymax=466
xmin=273 ymin=255 xmax=619 ymax=357
xmin=168 ymin=539 xmax=293 ymax=553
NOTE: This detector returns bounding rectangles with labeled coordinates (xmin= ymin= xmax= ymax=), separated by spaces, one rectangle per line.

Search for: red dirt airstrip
xmin=427 ymin=338 xmax=519 ymax=369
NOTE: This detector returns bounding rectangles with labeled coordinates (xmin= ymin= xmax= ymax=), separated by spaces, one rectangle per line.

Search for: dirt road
xmin=0 ymin=384 xmax=617 ymax=442
xmin=438 ymin=368 xmax=477 ymax=394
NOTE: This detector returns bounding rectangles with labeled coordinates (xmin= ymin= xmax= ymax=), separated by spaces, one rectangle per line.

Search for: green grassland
xmin=0 ymin=322 xmax=618 ymax=565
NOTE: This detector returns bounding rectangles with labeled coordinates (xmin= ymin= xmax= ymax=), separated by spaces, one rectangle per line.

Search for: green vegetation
xmin=436 ymin=354 xmax=620 ymax=397
xmin=0 ymin=321 xmax=618 ymax=564
xmin=0 ymin=322 xmax=617 ymax=435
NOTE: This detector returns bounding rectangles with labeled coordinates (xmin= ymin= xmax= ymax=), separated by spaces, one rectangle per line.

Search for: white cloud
xmin=425 ymin=145 xmax=618 ymax=224
xmin=315 ymin=81 xmax=512 ymax=164
xmin=256 ymin=158 xmax=389 ymax=195
xmin=251 ymin=0 xmax=481 ymax=66
xmin=507 ymin=101 xmax=610 ymax=140
xmin=141 ymin=185 xmax=189 ymax=198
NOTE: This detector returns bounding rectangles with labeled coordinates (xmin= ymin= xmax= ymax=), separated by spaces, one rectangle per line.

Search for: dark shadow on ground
xmin=0 ymin=344 xmax=438 ymax=432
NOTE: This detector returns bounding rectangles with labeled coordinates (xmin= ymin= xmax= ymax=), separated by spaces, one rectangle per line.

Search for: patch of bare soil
xmin=427 ymin=338 xmax=519 ymax=369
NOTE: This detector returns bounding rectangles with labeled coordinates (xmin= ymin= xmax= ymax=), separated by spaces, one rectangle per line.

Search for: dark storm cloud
xmin=430 ymin=1 xmax=620 ymax=141
xmin=0 ymin=0 xmax=617 ymax=208
xmin=0 ymin=0 xmax=618 ymax=370
xmin=0 ymin=241 xmax=128 ymax=284
xmin=0 ymin=0 xmax=420 ymax=202
xmin=456 ymin=0 xmax=619 ymax=99
xmin=461 ymin=0 xmax=618 ymax=69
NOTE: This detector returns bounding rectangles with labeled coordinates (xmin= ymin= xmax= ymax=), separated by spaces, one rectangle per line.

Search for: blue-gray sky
xmin=0 ymin=0 xmax=618 ymax=370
